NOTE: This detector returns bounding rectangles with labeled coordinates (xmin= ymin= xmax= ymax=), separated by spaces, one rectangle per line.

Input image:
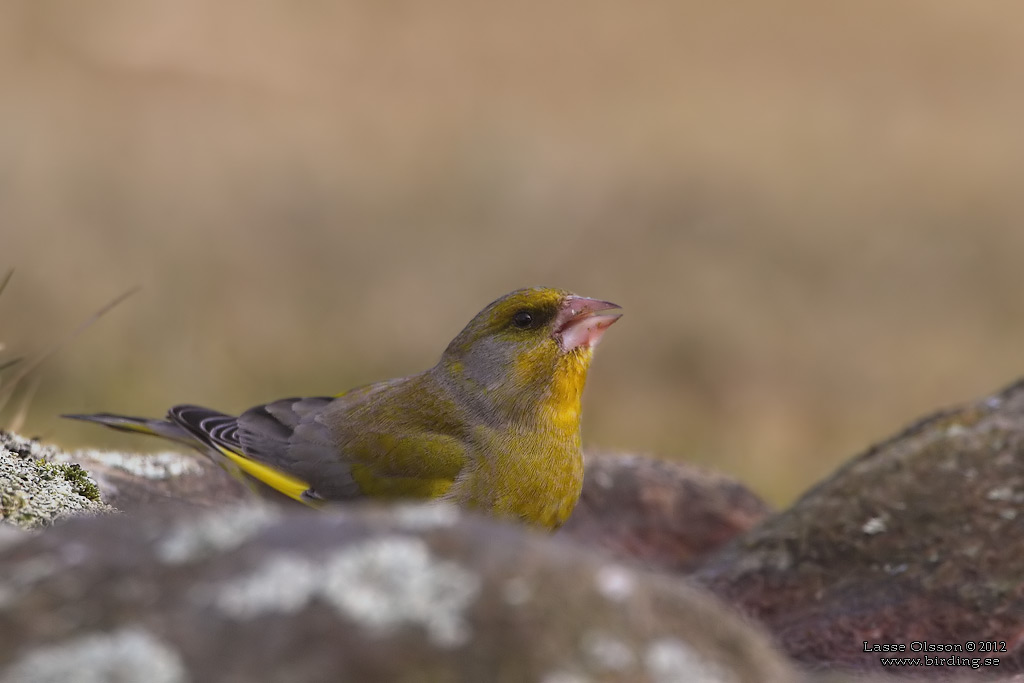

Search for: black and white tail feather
xmin=64 ymin=398 xmax=339 ymax=504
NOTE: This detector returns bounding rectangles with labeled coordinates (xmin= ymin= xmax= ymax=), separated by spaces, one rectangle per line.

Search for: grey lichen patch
xmin=861 ymin=515 xmax=888 ymax=535
xmin=325 ymin=534 xmax=479 ymax=645
xmin=580 ymin=630 xmax=635 ymax=671
xmin=983 ymin=394 xmax=1003 ymax=409
xmin=1 ymin=441 xmax=112 ymax=530
xmin=985 ymin=485 xmax=1021 ymax=502
xmin=645 ymin=638 xmax=735 ymax=683
xmin=156 ymin=504 xmax=280 ymax=564
xmin=72 ymin=449 xmax=204 ymax=480
xmin=730 ymin=546 xmax=793 ymax=575
xmin=214 ymin=535 xmax=481 ymax=647
xmin=944 ymin=423 xmax=970 ymax=438
xmin=0 ymin=627 xmax=189 ymax=683
xmin=0 ymin=431 xmax=63 ymax=461
xmin=211 ymin=553 xmax=316 ymax=615
xmin=592 ymin=468 xmax=615 ymax=489
xmin=594 ymin=564 xmax=635 ymax=602
xmin=391 ymin=501 xmax=461 ymax=530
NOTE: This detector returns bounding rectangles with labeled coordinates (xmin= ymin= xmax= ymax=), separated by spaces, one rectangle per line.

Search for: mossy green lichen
xmin=1 ymin=431 xmax=111 ymax=530
xmin=49 ymin=462 xmax=102 ymax=502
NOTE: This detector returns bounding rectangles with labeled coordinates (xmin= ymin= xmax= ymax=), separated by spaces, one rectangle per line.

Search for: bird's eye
xmin=512 ymin=310 xmax=534 ymax=329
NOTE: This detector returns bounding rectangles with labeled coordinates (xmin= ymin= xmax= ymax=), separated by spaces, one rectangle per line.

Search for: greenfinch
xmin=65 ymin=287 xmax=620 ymax=529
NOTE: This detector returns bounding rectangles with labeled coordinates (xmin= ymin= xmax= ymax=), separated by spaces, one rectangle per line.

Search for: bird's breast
xmin=454 ymin=428 xmax=584 ymax=530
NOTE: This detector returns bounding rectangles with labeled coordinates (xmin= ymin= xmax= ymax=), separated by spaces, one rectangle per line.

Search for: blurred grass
xmin=4 ymin=0 xmax=1024 ymax=504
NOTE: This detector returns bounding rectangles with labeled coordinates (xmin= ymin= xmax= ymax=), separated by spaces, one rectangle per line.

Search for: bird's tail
xmin=62 ymin=412 xmax=204 ymax=449
xmin=63 ymin=411 xmax=308 ymax=504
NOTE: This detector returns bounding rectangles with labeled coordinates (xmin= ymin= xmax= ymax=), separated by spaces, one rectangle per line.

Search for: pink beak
xmin=555 ymin=296 xmax=622 ymax=351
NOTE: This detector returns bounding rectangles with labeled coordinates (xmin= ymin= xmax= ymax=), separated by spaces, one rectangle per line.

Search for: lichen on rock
xmin=0 ymin=431 xmax=112 ymax=530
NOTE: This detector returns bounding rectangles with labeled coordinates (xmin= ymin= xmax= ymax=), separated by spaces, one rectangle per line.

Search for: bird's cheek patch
xmin=558 ymin=314 xmax=620 ymax=351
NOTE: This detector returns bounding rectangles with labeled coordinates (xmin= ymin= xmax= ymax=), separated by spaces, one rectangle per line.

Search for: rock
xmin=693 ymin=379 xmax=1024 ymax=676
xmin=0 ymin=503 xmax=799 ymax=683
xmin=47 ymin=443 xmax=771 ymax=576
xmin=0 ymin=431 xmax=112 ymax=530
xmin=55 ymin=447 xmax=251 ymax=512
xmin=561 ymin=452 xmax=773 ymax=572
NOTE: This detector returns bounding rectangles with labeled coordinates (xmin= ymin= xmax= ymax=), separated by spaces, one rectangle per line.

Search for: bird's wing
xmin=171 ymin=385 xmax=471 ymax=503
xmin=234 ymin=397 xmax=367 ymax=500
xmin=330 ymin=428 xmax=470 ymax=500
xmin=168 ymin=402 xmax=325 ymax=502
xmin=310 ymin=376 xmax=472 ymax=499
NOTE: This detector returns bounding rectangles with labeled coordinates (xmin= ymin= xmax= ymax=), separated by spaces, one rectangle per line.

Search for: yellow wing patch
xmin=216 ymin=445 xmax=312 ymax=503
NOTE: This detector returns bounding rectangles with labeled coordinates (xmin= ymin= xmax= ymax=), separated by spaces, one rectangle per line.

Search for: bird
xmin=65 ymin=287 xmax=621 ymax=529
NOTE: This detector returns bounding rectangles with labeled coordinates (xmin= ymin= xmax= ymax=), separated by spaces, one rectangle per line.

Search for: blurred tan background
xmin=3 ymin=0 xmax=1024 ymax=505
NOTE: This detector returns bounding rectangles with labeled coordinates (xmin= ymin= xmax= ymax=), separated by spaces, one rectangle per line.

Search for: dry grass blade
xmin=0 ymin=284 xmax=141 ymax=418
xmin=0 ymin=269 xmax=13 ymax=396
xmin=0 ymin=269 xmax=13 ymax=299
xmin=0 ymin=357 xmax=22 ymax=374
xmin=8 ymin=373 xmax=41 ymax=434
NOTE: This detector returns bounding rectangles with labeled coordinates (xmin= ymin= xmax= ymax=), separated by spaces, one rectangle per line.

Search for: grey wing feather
xmin=235 ymin=397 xmax=364 ymax=500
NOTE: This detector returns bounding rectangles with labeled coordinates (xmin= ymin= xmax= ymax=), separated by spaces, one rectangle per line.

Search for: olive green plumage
xmin=65 ymin=287 xmax=621 ymax=529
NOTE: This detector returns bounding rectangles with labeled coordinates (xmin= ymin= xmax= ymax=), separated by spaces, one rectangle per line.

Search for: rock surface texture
xmin=0 ymin=432 xmax=111 ymax=529
xmin=7 ymin=380 xmax=1024 ymax=680
xmin=0 ymin=504 xmax=796 ymax=683
xmin=562 ymin=453 xmax=772 ymax=572
xmin=694 ymin=379 xmax=1024 ymax=677
xmin=52 ymin=446 xmax=251 ymax=512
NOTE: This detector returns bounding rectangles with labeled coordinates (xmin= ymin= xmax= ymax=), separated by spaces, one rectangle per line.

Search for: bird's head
xmin=439 ymin=287 xmax=621 ymax=427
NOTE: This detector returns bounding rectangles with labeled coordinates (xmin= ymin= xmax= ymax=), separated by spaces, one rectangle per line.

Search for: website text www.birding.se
xmin=865 ymin=640 xmax=1005 ymax=671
